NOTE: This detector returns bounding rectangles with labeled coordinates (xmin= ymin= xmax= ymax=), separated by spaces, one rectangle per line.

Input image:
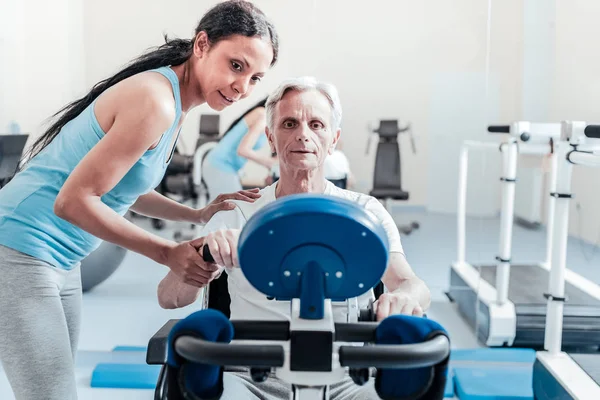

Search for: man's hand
xmin=195 ymin=189 xmax=261 ymax=224
xmin=373 ymin=292 xmax=424 ymax=321
xmin=204 ymin=229 xmax=241 ymax=268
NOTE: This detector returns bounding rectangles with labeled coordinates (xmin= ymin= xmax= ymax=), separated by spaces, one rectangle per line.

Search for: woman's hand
xmin=163 ymin=238 xmax=222 ymax=287
xmin=195 ymin=189 xmax=261 ymax=224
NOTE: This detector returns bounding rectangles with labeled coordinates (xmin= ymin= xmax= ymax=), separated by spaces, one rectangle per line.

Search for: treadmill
xmin=0 ymin=134 xmax=28 ymax=188
xmin=447 ymin=122 xmax=600 ymax=348
xmin=533 ymin=122 xmax=600 ymax=400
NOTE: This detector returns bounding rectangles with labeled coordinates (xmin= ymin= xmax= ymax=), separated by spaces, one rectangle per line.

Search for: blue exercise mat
xmin=90 ymin=363 xmax=160 ymax=389
xmin=449 ymin=348 xmax=534 ymax=400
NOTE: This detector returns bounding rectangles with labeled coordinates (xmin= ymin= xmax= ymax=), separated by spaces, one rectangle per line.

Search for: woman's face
xmin=193 ymin=32 xmax=274 ymax=111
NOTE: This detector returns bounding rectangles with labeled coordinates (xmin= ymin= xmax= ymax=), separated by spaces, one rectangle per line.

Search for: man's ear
xmin=266 ymin=126 xmax=276 ymax=154
xmin=193 ymin=31 xmax=210 ymax=58
xmin=329 ymin=128 xmax=341 ymax=155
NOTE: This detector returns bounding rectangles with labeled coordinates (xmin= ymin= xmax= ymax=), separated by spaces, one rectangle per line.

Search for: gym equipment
xmin=0 ymin=134 xmax=28 ymax=188
xmin=367 ymin=120 xmax=419 ymax=235
xmin=147 ymin=195 xmax=450 ymax=400
xmin=80 ymin=212 xmax=131 ymax=292
xmin=448 ymin=122 xmax=600 ymax=348
xmin=533 ymin=121 xmax=600 ymax=400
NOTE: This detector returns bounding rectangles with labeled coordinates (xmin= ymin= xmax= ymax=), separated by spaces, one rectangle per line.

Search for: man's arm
xmin=157 ymin=209 xmax=242 ymax=309
xmin=381 ymin=252 xmax=431 ymax=311
xmin=157 ymin=262 xmax=218 ymax=309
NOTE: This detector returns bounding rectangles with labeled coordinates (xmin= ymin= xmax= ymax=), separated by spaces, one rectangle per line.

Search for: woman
xmin=0 ymin=1 xmax=278 ymax=398
xmin=202 ymin=97 xmax=277 ymax=201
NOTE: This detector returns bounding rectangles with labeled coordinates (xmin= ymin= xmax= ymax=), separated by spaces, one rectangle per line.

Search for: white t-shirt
xmin=198 ymin=181 xmax=403 ymax=323
xmin=323 ymin=150 xmax=351 ymax=180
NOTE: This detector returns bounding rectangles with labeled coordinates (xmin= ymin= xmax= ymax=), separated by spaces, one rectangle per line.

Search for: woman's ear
xmin=193 ymin=31 xmax=210 ymax=58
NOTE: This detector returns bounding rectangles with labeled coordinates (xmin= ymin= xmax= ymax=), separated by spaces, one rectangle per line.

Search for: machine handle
xmin=584 ymin=125 xmax=600 ymax=139
xmin=338 ymin=334 xmax=450 ymax=369
xmin=174 ymin=336 xmax=285 ymax=367
xmin=202 ymin=245 xmax=214 ymax=263
xmin=488 ymin=125 xmax=510 ymax=133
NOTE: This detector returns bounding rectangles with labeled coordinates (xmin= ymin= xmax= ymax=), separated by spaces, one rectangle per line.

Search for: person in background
xmin=203 ymin=97 xmax=277 ymax=201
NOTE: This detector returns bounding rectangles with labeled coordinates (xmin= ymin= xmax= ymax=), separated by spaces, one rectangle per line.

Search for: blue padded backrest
xmin=166 ymin=309 xmax=234 ymax=399
xmin=238 ymin=194 xmax=390 ymax=301
xmin=375 ymin=315 xmax=450 ymax=400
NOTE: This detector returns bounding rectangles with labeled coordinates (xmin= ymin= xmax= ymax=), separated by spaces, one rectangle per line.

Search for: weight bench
xmin=368 ymin=120 xmax=419 ymax=235
xmin=147 ymin=194 xmax=449 ymax=399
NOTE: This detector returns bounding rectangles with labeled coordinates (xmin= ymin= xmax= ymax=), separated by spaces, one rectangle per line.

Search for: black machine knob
xmin=349 ymin=368 xmax=370 ymax=386
xmin=520 ymin=132 xmax=531 ymax=142
xmin=250 ymin=367 xmax=271 ymax=383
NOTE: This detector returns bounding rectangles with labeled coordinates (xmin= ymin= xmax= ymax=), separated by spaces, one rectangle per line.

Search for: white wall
xmin=0 ymin=0 xmax=85 ymax=143
xmin=82 ymin=0 xmax=523 ymax=208
xmin=550 ymin=0 xmax=600 ymax=245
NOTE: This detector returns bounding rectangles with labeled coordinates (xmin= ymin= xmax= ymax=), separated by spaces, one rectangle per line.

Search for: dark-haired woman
xmin=0 ymin=1 xmax=278 ymax=398
xmin=202 ymin=97 xmax=277 ymax=201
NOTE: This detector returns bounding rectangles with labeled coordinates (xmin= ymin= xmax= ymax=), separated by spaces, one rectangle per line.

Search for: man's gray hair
xmin=265 ymin=76 xmax=342 ymax=132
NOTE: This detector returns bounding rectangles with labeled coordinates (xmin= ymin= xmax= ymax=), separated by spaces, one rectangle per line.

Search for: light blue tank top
xmin=0 ymin=66 xmax=182 ymax=270
xmin=207 ymin=117 xmax=267 ymax=173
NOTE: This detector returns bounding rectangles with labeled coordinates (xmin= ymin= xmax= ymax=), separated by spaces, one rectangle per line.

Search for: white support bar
xmin=496 ymin=138 xmax=518 ymax=305
xmin=543 ymin=151 xmax=558 ymax=269
xmin=544 ymin=140 xmax=573 ymax=354
xmin=567 ymin=151 xmax=600 ymax=168
xmin=517 ymin=143 xmax=553 ymax=155
xmin=457 ymin=141 xmax=501 ymax=263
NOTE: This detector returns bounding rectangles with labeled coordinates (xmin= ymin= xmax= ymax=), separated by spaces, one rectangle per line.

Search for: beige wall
xmin=82 ymin=0 xmax=523 ymax=212
xmin=0 ymin=0 xmax=85 ymax=142
xmin=550 ymin=0 xmax=600 ymax=245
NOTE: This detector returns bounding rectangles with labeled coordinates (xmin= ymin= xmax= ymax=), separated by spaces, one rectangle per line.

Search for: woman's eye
xmin=251 ymin=76 xmax=261 ymax=83
xmin=231 ymin=61 xmax=242 ymax=71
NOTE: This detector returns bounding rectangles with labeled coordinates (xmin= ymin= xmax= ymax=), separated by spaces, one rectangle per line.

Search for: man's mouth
xmin=291 ymin=150 xmax=315 ymax=154
xmin=218 ymin=91 xmax=235 ymax=104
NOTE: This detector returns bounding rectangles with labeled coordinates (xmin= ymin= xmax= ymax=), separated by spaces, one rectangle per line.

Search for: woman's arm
xmin=54 ymin=77 xmax=215 ymax=287
xmin=130 ymin=189 xmax=260 ymax=223
xmin=236 ymin=108 xmax=277 ymax=169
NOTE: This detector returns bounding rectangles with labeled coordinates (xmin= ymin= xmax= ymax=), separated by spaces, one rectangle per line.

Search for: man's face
xmin=267 ymin=89 xmax=340 ymax=171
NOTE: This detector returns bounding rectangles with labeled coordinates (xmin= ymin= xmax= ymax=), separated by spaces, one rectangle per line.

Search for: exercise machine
xmin=448 ymin=122 xmax=600 ymax=348
xmin=0 ymin=134 xmax=28 ymax=188
xmin=147 ymin=195 xmax=450 ymax=399
xmin=367 ymin=120 xmax=419 ymax=235
xmin=533 ymin=121 xmax=600 ymax=399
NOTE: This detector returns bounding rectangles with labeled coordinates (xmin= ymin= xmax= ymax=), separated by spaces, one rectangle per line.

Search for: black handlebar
xmin=202 ymin=245 xmax=214 ymax=263
xmin=172 ymin=321 xmax=449 ymax=370
xmin=175 ymin=336 xmax=285 ymax=367
xmin=339 ymin=335 xmax=449 ymax=369
xmin=584 ymin=125 xmax=600 ymax=139
xmin=488 ymin=125 xmax=510 ymax=133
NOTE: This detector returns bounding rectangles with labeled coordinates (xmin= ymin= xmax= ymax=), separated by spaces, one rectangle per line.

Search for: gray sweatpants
xmin=221 ymin=368 xmax=380 ymax=400
xmin=0 ymin=245 xmax=82 ymax=400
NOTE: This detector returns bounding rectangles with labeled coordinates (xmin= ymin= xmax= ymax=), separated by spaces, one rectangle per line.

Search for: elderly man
xmin=157 ymin=77 xmax=431 ymax=399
